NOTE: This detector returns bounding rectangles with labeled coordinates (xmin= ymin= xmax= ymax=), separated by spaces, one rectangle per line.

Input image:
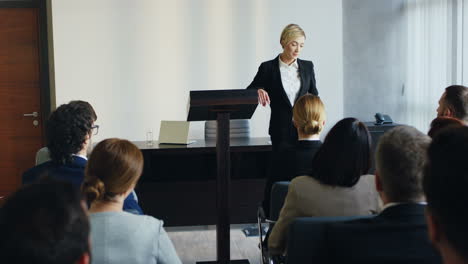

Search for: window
xmin=404 ymin=0 xmax=458 ymax=132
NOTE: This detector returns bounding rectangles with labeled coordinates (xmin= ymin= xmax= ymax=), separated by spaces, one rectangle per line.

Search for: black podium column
xmin=187 ymin=89 xmax=257 ymax=264
xmin=216 ymin=112 xmax=230 ymax=264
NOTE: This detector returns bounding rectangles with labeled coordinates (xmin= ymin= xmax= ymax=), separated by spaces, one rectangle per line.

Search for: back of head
xmin=83 ymin=138 xmax=143 ymax=204
xmin=310 ymin=117 xmax=371 ymax=187
xmin=428 ymin=116 xmax=465 ymax=138
xmin=376 ymin=126 xmax=430 ymax=202
xmin=47 ymin=100 xmax=97 ymax=165
xmin=424 ymin=126 xmax=468 ymax=260
xmin=0 ymin=180 xmax=90 ymax=264
xmin=293 ymin=94 xmax=326 ymax=136
xmin=444 ymin=85 xmax=468 ymax=123
xmin=280 ymin=24 xmax=306 ymax=47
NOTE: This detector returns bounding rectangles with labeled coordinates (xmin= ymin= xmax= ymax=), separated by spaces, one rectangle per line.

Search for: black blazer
xmin=292 ymin=140 xmax=322 ymax=176
xmin=321 ymin=204 xmax=442 ymax=264
xmin=247 ymin=56 xmax=318 ymax=146
xmin=261 ymin=140 xmax=322 ymax=217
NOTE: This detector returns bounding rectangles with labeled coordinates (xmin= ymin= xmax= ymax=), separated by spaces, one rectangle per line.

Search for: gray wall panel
xmin=343 ymin=0 xmax=407 ymax=124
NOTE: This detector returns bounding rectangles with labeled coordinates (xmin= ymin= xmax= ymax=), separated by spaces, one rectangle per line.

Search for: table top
xmin=133 ymin=137 xmax=272 ymax=153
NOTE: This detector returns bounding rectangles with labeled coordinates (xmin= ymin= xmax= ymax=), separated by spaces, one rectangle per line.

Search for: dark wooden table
xmin=134 ymin=137 xmax=273 ymax=226
xmin=133 ymin=122 xmax=399 ymax=226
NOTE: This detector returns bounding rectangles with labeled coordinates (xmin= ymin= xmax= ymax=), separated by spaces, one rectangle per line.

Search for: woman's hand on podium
xmin=258 ymin=89 xmax=271 ymax=106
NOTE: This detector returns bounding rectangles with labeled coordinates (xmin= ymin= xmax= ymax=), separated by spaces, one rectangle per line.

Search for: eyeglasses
xmin=91 ymin=125 xmax=99 ymax=136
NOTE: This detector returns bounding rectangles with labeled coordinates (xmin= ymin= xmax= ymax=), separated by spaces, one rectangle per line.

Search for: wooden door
xmin=0 ymin=8 xmax=44 ymax=199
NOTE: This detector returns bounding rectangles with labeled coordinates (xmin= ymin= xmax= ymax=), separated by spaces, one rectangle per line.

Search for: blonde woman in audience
xmin=291 ymin=94 xmax=325 ymax=175
xmin=268 ymin=118 xmax=381 ymax=255
xmin=82 ymin=138 xmax=181 ymax=264
xmin=262 ymin=94 xmax=326 ymax=214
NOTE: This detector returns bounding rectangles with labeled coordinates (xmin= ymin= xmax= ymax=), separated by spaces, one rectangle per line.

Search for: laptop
xmin=158 ymin=121 xmax=195 ymax=145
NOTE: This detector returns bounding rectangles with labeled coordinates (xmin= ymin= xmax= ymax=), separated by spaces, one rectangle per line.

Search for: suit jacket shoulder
xmin=22 ymin=156 xmax=87 ymax=186
xmin=323 ymin=204 xmax=442 ymax=264
xmin=297 ymin=58 xmax=314 ymax=69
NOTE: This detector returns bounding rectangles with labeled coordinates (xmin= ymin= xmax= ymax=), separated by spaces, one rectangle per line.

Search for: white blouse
xmin=279 ymin=57 xmax=301 ymax=106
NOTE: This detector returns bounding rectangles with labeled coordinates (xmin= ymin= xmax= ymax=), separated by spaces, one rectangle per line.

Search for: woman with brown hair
xmin=83 ymin=138 xmax=181 ymax=264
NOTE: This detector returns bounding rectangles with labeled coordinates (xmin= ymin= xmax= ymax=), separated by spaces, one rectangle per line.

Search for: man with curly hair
xmin=22 ymin=100 xmax=143 ymax=214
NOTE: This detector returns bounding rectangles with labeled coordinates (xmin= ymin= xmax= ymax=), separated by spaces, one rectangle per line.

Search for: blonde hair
xmin=82 ymin=138 xmax=143 ymax=203
xmin=280 ymin=24 xmax=306 ymax=47
xmin=293 ymin=94 xmax=326 ymax=135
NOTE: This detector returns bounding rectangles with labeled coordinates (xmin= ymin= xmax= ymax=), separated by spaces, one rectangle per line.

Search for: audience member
xmin=320 ymin=125 xmax=441 ymax=264
xmin=268 ymin=118 xmax=380 ymax=255
xmin=437 ymin=85 xmax=468 ymax=123
xmin=425 ymin=126 xmax=468 ymax=264
xmin=291 ymin=94 xmax=325 ymax=175
xmin=22 ymin=100 xmax=143 ymax=214
xmin=428 ymin=116 xmax=464 ymax=138
xmin=262 ymin=94 xmax=325 ymax=216
xmin=82 ymin=138 xmax=181 ymax=264
xmin=0 ymin=180 xmax=90 ymax=264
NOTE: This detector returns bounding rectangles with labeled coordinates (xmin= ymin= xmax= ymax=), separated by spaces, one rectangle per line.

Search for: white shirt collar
xmin=298 ymin=138 xmax=321 ymax=141
xmin=382 ymin=201 xmax=427 ymax=211
xmin=72 ymin=154 xmax=88 ymax=160
xmin=279 ymin=56 xmax=299 ymax=69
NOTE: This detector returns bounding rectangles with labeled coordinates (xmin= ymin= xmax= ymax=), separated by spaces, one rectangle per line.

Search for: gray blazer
xmin=268 ymin=175 xmax=381 ymax=255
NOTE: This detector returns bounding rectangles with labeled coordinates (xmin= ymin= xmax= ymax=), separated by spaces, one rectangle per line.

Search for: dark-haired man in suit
xmin=425 ymin=126 xmax=468 ymax=264
xmin=318 ymin=126 xmax=442 ymax=264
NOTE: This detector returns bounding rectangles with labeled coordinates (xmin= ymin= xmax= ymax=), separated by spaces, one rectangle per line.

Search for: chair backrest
xmin=286 ymin=215 xmax=374 ymax=264
xmin=35 ymin=147 xmax=51 ymax=165
xmin=269 ymin=181 xmax=290 ymax=221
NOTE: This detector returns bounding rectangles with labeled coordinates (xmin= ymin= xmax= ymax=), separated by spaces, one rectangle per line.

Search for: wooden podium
xmin=188 ymin=89 xmax=258 ymax=264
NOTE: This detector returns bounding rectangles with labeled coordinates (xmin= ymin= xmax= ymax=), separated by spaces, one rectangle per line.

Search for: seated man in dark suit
xmin=424 ymin=126 xmax=468 ymax=264
xmin=0 ymin=180 xmax=90 ymax=264
xmin=22 ymin=100 xmax=143 ymax=214
xmin=319 ymin=126 xmax=442 ymax=264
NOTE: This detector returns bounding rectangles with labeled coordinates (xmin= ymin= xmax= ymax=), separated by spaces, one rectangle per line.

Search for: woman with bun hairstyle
xmin=261 ymin=94 xmax=326 ymax=216
xmin=83 ymin=138 xmax=181 ymax=264
xmin=291 ymin=94 xmax=325 ymax=175
xmin=268 ymin=118 xmax=381 ymax=255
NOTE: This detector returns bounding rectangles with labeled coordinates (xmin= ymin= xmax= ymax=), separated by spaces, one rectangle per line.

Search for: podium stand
xmin=188 ymin=89 xmax=258 ymax=264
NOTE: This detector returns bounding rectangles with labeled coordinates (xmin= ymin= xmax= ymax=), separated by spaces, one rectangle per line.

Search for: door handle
xmin=23 ymin=112 xmax=39 ymax=117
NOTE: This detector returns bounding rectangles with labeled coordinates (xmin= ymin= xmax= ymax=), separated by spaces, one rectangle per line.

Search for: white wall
xmin=51 ymin=0 xmax=343 ymax=142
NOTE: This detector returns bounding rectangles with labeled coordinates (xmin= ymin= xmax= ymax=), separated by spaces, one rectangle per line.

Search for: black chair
xmin=257 ymin=181 xmax=290 ymax=264
xmin=286 ymin=215 xmax=374 ymax=264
